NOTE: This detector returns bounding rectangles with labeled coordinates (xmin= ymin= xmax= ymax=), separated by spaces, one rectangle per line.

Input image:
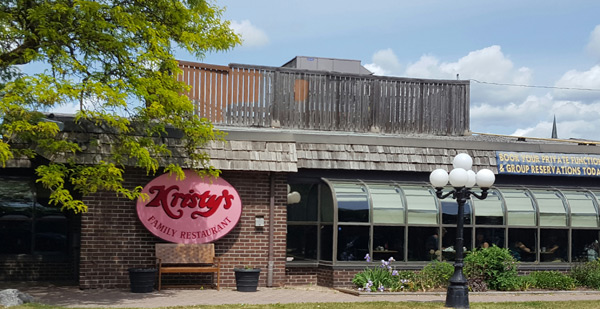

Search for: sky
xmin=180 ymin=0 xmax=600 ymax=141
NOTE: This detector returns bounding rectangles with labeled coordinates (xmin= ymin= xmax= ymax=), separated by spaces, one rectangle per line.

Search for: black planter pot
xmin=234 ymin=268 xmax=261 ymax=292
xmin=128 ymin=268 xmax=157 ymax=293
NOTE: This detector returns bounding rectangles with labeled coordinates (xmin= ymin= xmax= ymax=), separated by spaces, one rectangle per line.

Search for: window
xmin=442 ymin=227 xmax=472 ymax=262
xmin=286 ymin=225 xmax=317 ymax=261
xmin=287 ymin=184 xmax=318 ymax=222
xmin=373 ymin=226 xmax=404 ymax=261
xmin=286 ymin=183 xmax=319 ymax=261
xmin=403 ymin=186 xmax=438 ymax=225
xmin=319 ymin=225 xmax=333 ymax=261
xmin=508 ymin=228 xmax=536 ymax=262
xmin=331 ymin=182 xmax=369 ymax=223
xmin=337 ymin=225 xmax=369 ymax=261
xmin=286 ymin=179 xmax=600 ymax=266
xmin=0 ymin=177 xmax=72 ymax=256
xmin=408 ymin=226 xmax=439 ymax=261
xmin=502 ymin=189 xmax=536 ymax=226
xmin=532 ymin=190 xmax=567 ymax=227
xmin=368 ymin=184 xmax=404 ymax=224
xmin=564 ymin=191 xmax=598 ymax=227
xmin=540 ymin=229 xmax=567 ymax=262
xmin=474 ymin=228 xmax=504 ymax=249
xmin=473 ymin=189 xmax=504 ymax=225
xmin=441 ymin=199 xmax=472 ymax=225
xmin=572 ymin=230 xmax=599 ymax=262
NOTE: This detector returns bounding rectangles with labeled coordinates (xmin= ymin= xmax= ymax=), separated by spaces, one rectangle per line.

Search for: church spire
xmin=551 ymin=115 xmax=558 ymax=139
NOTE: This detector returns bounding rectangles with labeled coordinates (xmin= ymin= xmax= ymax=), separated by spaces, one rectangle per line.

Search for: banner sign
xmin=136 ymin=170 xmax=242 ymax=244
xmin=496 ymin=151 xmax=600 ymax=177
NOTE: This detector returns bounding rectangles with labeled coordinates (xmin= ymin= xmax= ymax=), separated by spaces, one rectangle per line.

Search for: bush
xmin=570 ymin=259 xmax=600 ymax=289
xmin=352 ymin=261 xmax=395 ymax=292
xmin=389 ymin=271 xmax=416 ymax=292
xmin=464 ymin=245 xmax=519 ymax=291
xmin=352 ymin=256 xmax=411 ymax=292
xmin=414 ymin=261 xmax=454 ymax=291
xmin=495 ymin=272 xmax=533 ymax=291
xmin=352 ymin=259 xmax=453 ymax=292
xmin=530 ymin=271 xmax=576 ymax=290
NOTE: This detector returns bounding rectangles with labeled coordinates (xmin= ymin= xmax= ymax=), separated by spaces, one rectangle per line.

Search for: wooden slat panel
xmin=156 ymin=243 xmax=214 ymax=264
xmin=177 ymin=61 xmax=470 ymax=135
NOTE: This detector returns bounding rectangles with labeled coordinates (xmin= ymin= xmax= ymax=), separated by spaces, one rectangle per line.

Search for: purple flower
xmin=364 ymin=253 xmax=371 ymax=262
xmin=364 ymin=280 xmax=373 ymax=292
xmin=388 ymin=256 xmax=396 ymax=262
xmin=378 ymin=284 xmax=385 ymax=292
xmin=380 ymin=260 xmax=390 ymax=269
xmin=392 ymin=270 xmax=399 ymax=276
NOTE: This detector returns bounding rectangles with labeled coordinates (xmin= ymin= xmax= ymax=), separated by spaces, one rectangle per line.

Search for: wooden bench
xmin=155 ymin=243 xmax=221 ymax=291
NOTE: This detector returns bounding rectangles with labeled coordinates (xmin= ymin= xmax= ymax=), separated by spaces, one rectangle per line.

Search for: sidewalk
xmin=6 ymin=283 xmax=600 ymax=308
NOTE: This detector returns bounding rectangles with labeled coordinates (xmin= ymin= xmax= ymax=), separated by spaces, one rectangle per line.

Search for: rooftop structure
xmin=177 ymin=58 xmax=470 ymax=136
xmin=281 ymin=56 xmax=372 ymax=75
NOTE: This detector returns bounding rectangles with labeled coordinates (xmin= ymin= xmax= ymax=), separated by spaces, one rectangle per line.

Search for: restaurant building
xmin=1 ymin=57 xmax=599 ymax=289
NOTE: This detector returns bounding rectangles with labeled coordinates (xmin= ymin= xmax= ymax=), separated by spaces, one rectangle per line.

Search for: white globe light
xmin=476 ymin=169 xmax=496 ymax=188
xmin=429 ymin=169 xmax=449 ymax=188
xmin=449 ymin=168 xmax=468 ymax=187
xmin=287 ymin=191 xmax=301 ymax=204
xmin=453 ymin=153 xmax=473 ymax=170
xmin=466 ymin=170 xmax=477 ymax=188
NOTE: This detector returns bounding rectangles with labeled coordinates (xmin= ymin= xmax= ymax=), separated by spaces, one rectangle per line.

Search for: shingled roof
xmin=12 ymin=115 xmax=600 ymax=174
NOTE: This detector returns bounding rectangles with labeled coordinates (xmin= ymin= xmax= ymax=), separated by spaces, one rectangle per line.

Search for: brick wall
xmin=0 ymin=259 xmax=75 ymax=282
xmin=79 ymin=169 xmax=288 ymax=289
xmin=285 ymin=267 xmax=318 ymax=285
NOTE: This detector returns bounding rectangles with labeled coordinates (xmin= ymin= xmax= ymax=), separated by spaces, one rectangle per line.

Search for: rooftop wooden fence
xmin=178 ymin=61 xmax=470 ymax=135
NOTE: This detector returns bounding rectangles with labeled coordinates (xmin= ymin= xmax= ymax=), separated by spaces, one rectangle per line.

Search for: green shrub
xmin=352 ymin=264 xmax=394 ymax=292
xmin=530 ymin=271 xmax=576 ymax=290
xmin=464 ymin=245 xmax=519 ymax=291
xmin=495 ymin=272 xmax=533 ymax=291
xmin=517 ymin=274 xmax=536 ymax=291
xmin=388 ymin=271 xmax=416 ymax=292
xmin=414 ymin=261 xmax=454 ymax=291
xmin=352 ymin=256 xmax=409 ymax=292
xmin=570 ymin=259 xmax=600 ymax=289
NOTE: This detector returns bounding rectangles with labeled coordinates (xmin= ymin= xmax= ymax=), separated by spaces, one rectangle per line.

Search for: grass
xmin=10 ymin=301 xmax=600 ymax=309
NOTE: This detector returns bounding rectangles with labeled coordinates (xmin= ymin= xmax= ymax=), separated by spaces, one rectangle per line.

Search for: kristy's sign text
xmin=496 ymin=151 xmax=600 ymax=177
xmin=136 ymin=170 xmax=242 ymax=243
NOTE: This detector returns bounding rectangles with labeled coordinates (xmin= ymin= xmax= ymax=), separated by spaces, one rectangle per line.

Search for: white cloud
xmin=404 ymin=55 xmax=440 ymax=78
xmin=512 ymin=121 xmax=554 ymax=138
xmin=470 ymin=93 xmax=600 ymax=140
xmin=405 ymin=46 xmax=533 ymax=105
xmin=364 ymin=45 xmax=600 ymax=140
xmin=553 ymin=65 xmax=600 ymax=101
xmin=513 ymin=119 xmax=598 ymax=141
xmin=364 ymin=48 xmax=401 ymax=76
xmin=230 ymin=20 xmax=269 ymax=48
xmin=586 ymin=25 xmax=600 ymax=61
xmin=470 ymin=95 xmax=551 ymax=130
xmin=363 ymin=63 xmax=386 ymax=75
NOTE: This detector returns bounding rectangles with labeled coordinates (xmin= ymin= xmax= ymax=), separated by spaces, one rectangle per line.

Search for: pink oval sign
xmin=136 ymin=170 xmax=242 ymax=243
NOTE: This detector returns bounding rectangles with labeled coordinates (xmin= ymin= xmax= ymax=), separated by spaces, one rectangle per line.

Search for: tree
xmin=0 ymin=0 xmax=241 ymax=213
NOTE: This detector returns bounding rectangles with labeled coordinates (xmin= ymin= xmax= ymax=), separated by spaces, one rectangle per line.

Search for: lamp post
xmin=429 ymin=153 xmax=495 ymax=309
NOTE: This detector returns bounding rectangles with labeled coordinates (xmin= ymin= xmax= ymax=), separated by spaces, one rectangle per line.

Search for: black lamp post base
xmin=445 ymin=285 xmax=470 ymax=308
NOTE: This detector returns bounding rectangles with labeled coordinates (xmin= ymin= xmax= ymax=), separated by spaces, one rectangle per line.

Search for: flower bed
xmin=352 ymin=247 xmax=600 ymax=293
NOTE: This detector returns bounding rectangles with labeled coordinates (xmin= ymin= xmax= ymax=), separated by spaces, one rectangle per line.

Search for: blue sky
xmin=183 ymin=0 xmax=600 ymax=140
